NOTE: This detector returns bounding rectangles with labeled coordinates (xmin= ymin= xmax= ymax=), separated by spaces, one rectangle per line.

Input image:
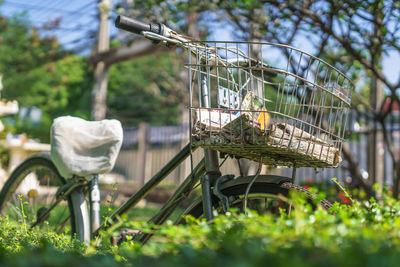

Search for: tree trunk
xmin=394 ymin=162 xmax=400 ymax=198
xmin=368 ymin=74 xmax=385 ymax=197
xmin=342 ymin=142 xmax=375 ymax=197
xmin=367 ymin=2 xmax=385 ymax=197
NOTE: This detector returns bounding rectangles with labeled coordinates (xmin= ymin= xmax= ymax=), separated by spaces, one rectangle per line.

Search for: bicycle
xmin=0 ymin=15 xmax=353 ymax=244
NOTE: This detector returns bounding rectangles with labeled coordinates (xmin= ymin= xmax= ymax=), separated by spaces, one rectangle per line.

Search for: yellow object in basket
xmin=257 ymin=107 xmax=270 ymax=131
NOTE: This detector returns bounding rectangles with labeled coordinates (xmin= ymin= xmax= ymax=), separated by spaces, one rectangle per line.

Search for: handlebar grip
xmin=115 ymin=15 xmax=163 ymax=35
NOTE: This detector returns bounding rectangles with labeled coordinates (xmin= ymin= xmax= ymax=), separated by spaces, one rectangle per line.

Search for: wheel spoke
xmin=57 ymin=215 xmax=71 ymax=235
xmin=180 ymin=181 xmax=331 ymax=222
xmin=0 ymin=156 xmax=75 ymax=235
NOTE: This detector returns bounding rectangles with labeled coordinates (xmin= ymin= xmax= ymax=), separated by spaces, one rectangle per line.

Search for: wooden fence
xmin=113 ymin=109 xmax=400 ymax=187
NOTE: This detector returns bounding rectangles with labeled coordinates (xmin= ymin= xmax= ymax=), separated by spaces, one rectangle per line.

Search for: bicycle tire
xmin=0 ymin=154 xmax=90 ymax=242
xmin=179 ymin=180 xmax=332 ymax=221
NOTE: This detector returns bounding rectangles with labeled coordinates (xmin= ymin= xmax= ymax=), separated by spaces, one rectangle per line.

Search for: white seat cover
xmin=50 ymin=116 xmax=123 ymax=179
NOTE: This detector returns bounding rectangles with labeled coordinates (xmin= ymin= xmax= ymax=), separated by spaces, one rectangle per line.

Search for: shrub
xmin=2 ymin=190 xmax=400 ymax=266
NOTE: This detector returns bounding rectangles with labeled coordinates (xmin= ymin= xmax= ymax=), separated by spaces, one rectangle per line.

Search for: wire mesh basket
xmin=186 ymin=41 xmax=353 ymax=168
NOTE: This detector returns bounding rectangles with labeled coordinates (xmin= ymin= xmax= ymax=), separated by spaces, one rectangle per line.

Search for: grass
xmin=2 ymin=186 xmax=400 ymax=266
xmin=101 ymin=204 xmax=160 ymax=222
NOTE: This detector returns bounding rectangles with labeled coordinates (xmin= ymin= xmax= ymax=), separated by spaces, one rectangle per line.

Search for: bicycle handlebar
xmin=115 ymin=15 xmax=277 ymax=77
xmin=115 ymin=15 xmax=164 ymax=36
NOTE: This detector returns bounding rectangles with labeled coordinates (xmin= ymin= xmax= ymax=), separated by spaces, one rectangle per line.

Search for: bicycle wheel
xmin=179 ymin=176 xmax=332 ymax=221
xmin=0 ymin=154 xmax=90 ymax=242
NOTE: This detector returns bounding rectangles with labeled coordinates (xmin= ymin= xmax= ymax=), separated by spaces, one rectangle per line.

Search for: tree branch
xmin=89 ymin=39 xmax=168 ymax=66
xmin=266 ymin=0 xmax=397 ymax=91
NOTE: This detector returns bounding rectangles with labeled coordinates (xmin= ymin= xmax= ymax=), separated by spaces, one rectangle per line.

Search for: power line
xmin=34 ymin=0 xmax=67 ymax=21
xmin=3 ymin=0 xmax=96 ymax=16
xmin=1 ymin=0 xmax=113 ymax=52
xmin=3 ymin=0 xmax=98 ymax=31
xmin=35 ymin=24 xmax=95 ymax=32
xmin=37 ymin=0 xmax=97 ymax=24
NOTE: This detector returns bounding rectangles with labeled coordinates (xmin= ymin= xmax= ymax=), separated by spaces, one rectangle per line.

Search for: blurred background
xmin=0 ymin=0 xmax=399 ymax=201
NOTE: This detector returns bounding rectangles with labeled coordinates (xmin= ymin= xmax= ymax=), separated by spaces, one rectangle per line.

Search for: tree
xmin=109 ymin=0 xmax=204 ymax=125
xmin=0 ymin=14 xmax=92 ymax=142
xmin=0 ymin=11 xmax=189 ymax=144
xmin=107 ymin=52 xmax=184 ymax=126
xmin=125 ymin=0 xmax=400 ymax=197
xmin=210 ymin=0 xmax=400 ymax=197
xmin=262 ymin=0 xmax=400 ymax=197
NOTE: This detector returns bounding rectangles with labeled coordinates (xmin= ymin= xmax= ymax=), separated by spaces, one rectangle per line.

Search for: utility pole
xmin=368 ymin=4 xmax=385 ymax=197
xmin=368 ymin=74 xmax=385 ymax=192
xmin=91 ymin=0 xmax=112 ymax=121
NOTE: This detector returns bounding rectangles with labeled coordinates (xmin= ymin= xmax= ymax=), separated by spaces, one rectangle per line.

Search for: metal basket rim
xmin=185 ymin=40 xmax=354 ymax=89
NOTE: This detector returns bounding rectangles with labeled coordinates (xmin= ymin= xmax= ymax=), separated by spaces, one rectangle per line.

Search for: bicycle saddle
xmin=50 ymin=116 xmax=123 ymax=180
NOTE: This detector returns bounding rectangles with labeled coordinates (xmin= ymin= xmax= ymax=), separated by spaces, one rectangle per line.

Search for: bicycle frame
xmin=30 ymin=50 xmax=224 ymax=240
xmin=90 ymin=64 xmax=222 ymax=237
xmin=0 ymin=15 xmax=348 ymax=247
xmin=98 ymin=59 xmax=223 ymax=233
xmin=27 ymin=143 xmax=210 ymax=242
xmin=92 ymin=71 xmax=221 ymax=236
xmin=89 ymin=143 xmax=209 ymax=239
xmin=199 ymin=69 xmax=221 ymax=221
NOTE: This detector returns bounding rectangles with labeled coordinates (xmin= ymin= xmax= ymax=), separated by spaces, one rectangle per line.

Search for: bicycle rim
xmin=0 ymin=155 xmax=90 ymax=241
xmin=178 ymin=181 xmax=331 ymax=222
